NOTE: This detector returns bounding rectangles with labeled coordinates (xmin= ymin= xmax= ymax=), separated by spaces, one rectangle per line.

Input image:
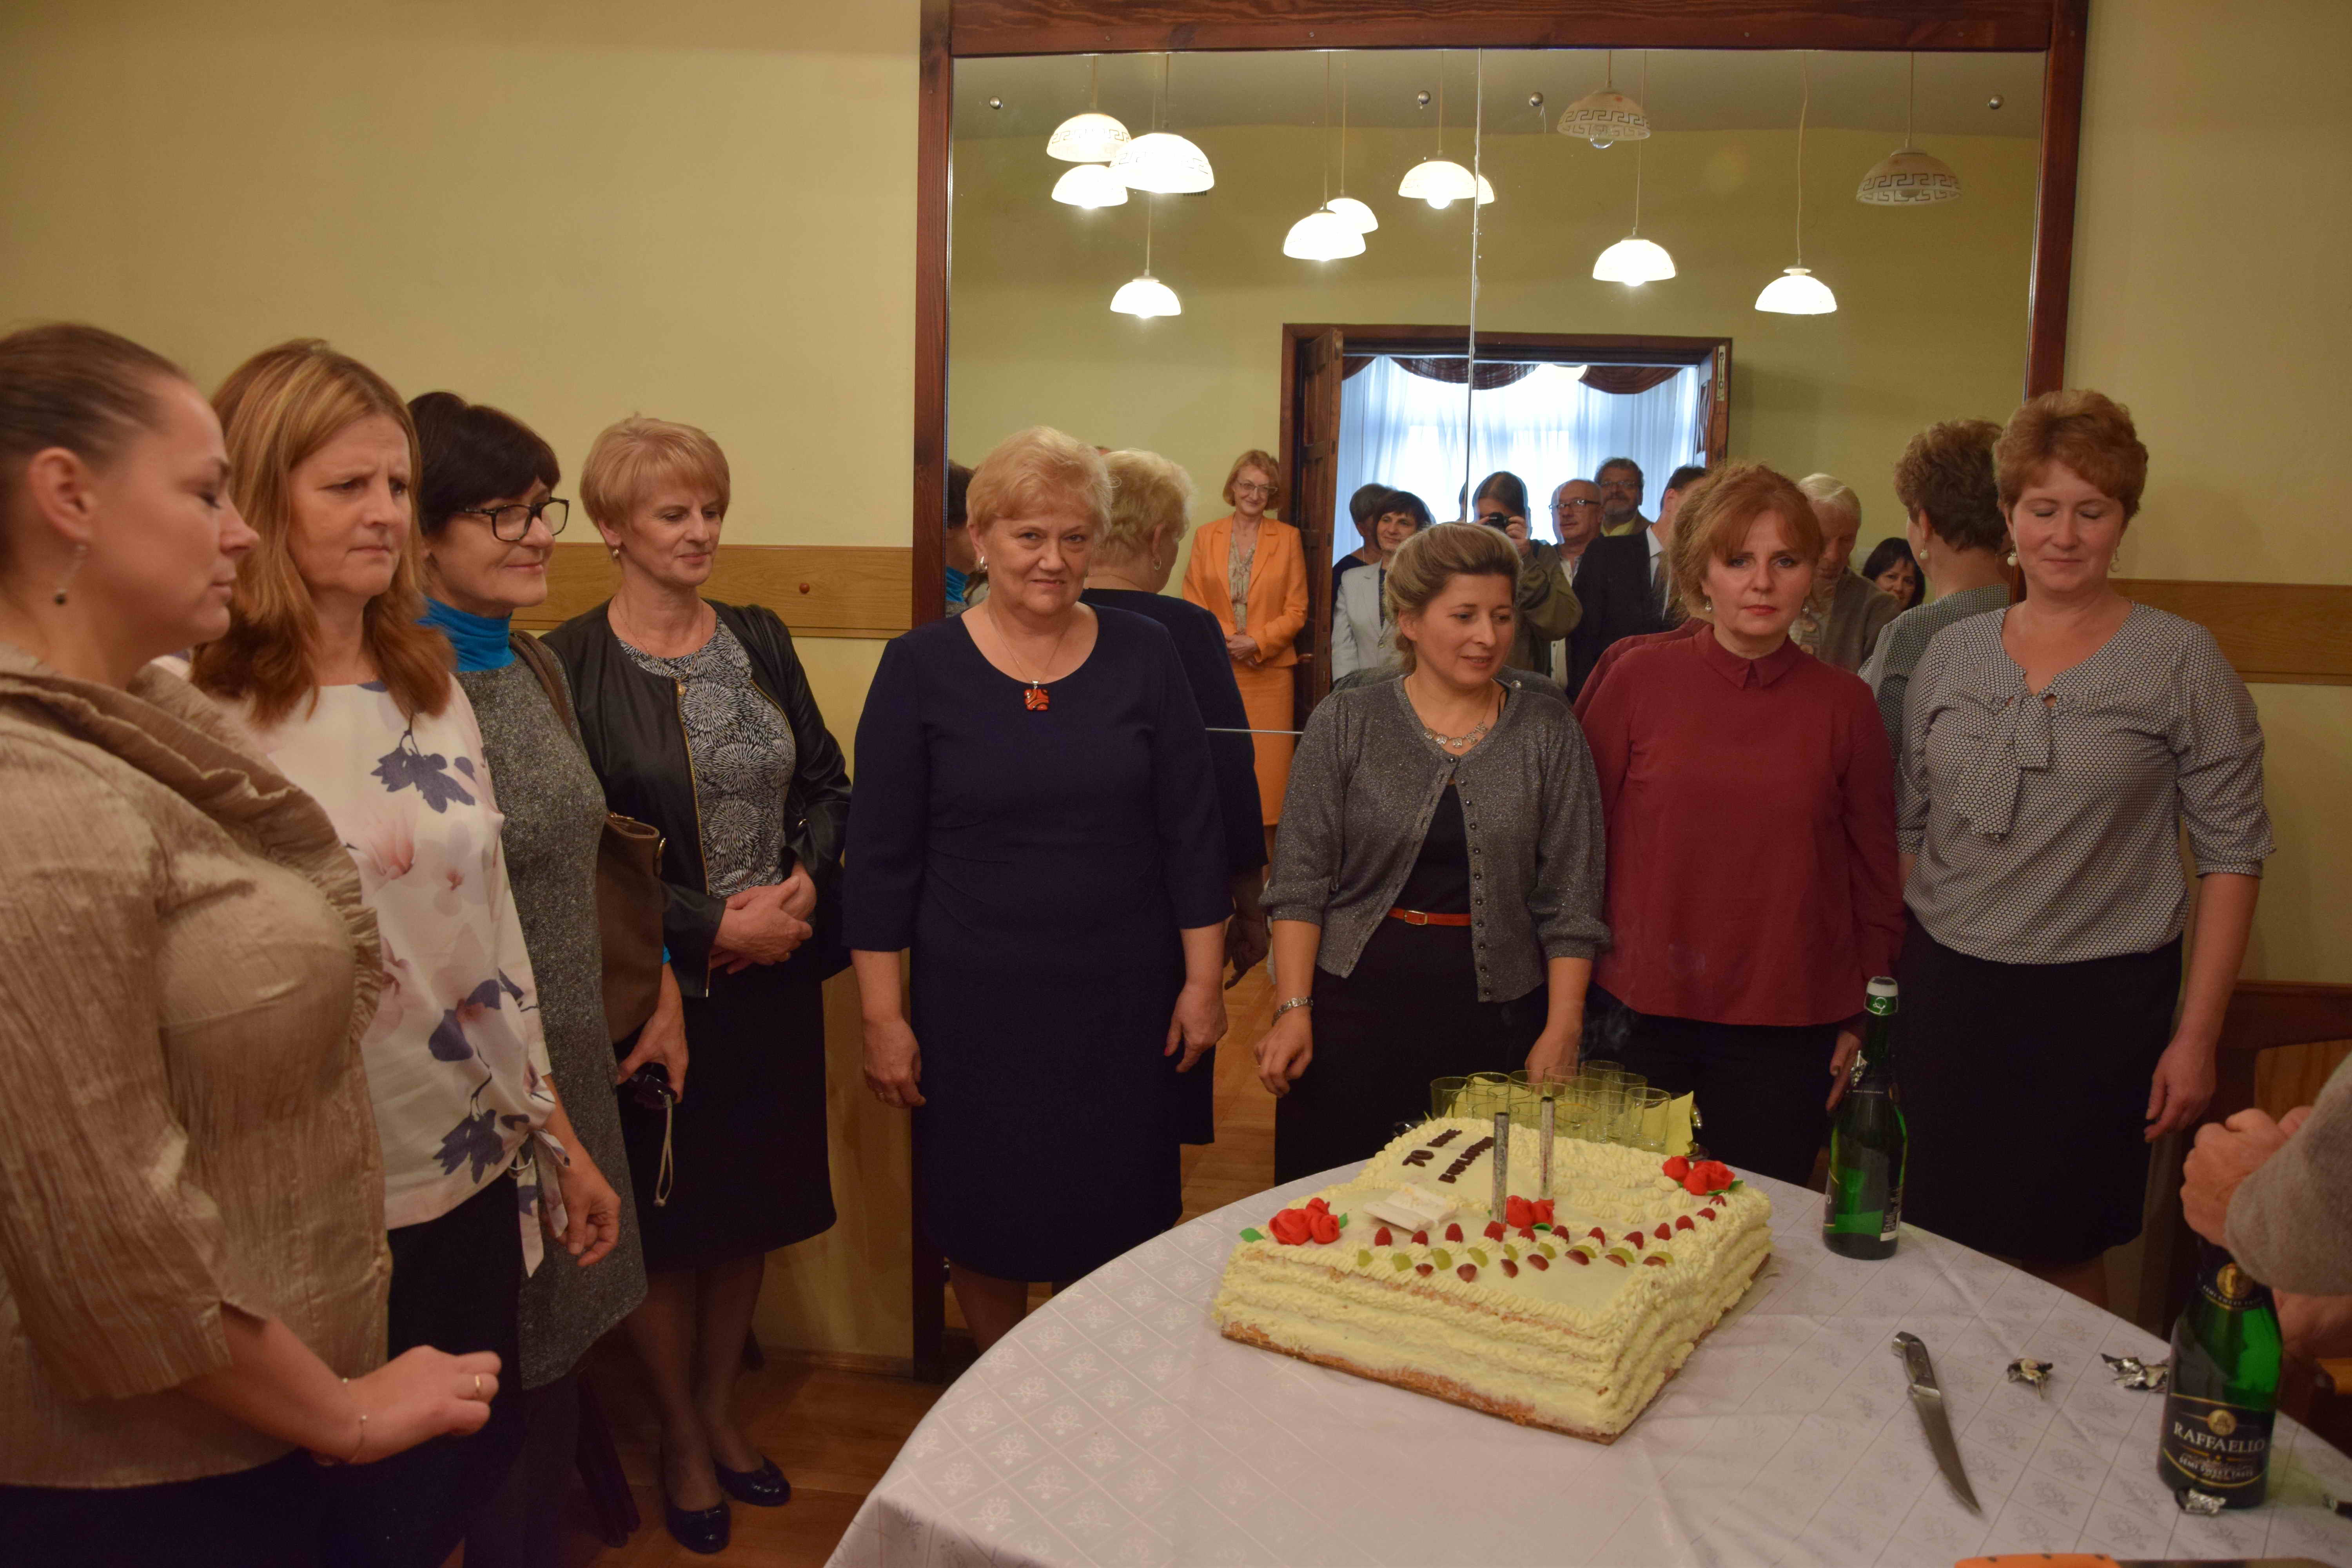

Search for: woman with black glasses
xmin=411 ymin=392 xmax=679 ymax=1566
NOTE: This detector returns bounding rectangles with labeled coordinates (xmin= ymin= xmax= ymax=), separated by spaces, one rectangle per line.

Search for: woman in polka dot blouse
xmin=1893 ymin=390 xmax=2272 ymax=1309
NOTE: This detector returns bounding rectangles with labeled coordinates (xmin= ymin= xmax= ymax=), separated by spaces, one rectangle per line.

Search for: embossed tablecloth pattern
xmin=831 ymin=1167 xmax=2352 ymax=1568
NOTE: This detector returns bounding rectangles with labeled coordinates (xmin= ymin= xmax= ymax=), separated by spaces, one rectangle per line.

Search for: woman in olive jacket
xmin=543 ymin=417 xmax=849 ymax=1548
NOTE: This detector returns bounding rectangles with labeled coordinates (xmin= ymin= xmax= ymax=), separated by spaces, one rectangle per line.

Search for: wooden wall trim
xmin=913 ymin=0 xmax=953 ymax=630
xmin=950 ymin=0 xmax=2054 ymax=56
xmin=2114 ymin=579 xmax=2352 ymax=688
xmin=2024 ymin=0 xmax=2088 ymax=396
xmin=515 ymin=543 xmax=913 ymax=639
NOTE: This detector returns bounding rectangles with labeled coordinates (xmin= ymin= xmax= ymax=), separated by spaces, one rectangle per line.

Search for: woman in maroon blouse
xmin=1579 ymin=463 xmax=1904 ymax=1183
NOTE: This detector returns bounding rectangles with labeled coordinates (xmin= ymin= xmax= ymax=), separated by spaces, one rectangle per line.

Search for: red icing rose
xmin=1533 ymin=1199 xmax=1555 ymax=1224
xmin=1662 ymin=1155 xmax=1690 ymax=1181
xmin=1308 ymin=1209 xmax=1341 ymax=1245
xmin=1505 ymin=1195 xmax=1534 ymax=1229
xmin=1681 ymin=1169 xmax=1713 ymax=1196
xmin=1269 ymin=1208 xmax=1314 ymax=1246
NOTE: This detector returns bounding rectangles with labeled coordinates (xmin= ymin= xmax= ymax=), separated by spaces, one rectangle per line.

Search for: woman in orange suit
xmin=1183 ymin=449 xmax=1308 ymax=858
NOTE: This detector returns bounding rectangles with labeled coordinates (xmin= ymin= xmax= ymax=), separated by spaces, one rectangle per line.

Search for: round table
xmin=832 ymin=1165 xmax=2352 ymax=1568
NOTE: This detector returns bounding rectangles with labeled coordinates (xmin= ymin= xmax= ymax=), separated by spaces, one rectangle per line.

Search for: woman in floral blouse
xmin=189 ymin=341 xmax=622 ymax=1568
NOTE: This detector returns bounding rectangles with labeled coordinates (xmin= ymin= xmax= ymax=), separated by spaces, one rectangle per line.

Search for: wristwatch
xmin=1274 ymin=996 xmax=1314 ymax=1020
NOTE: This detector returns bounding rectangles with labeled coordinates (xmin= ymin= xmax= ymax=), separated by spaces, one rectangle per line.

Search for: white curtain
xmin=1333 ymin=358 xmax=1702 ymax=555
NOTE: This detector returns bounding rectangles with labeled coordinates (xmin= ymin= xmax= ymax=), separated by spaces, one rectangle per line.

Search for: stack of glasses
xmin=1429 ymin=1065 xmax=1682 ymax=1154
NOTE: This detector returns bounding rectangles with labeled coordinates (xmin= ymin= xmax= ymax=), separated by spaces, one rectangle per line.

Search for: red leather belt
xmin=1387 ymin=906 xmax=1473 ymax=927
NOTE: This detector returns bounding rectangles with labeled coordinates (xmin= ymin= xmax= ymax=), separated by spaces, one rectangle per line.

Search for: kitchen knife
xmin=1892 ymin=1330 xmax=1980 ymax=1514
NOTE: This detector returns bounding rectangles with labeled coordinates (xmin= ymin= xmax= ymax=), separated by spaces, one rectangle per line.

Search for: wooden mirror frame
xmin=912 ymin=0 xmax=2089 ymax=625
xmin=903 ymin=0 xmax=2088 ymax=1379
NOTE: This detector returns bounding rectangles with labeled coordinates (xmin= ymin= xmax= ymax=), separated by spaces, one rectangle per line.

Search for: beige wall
xmin=2071 ymin=0 xmax=2352 ymax=982
xmin=951 ymin=120 xmax=2038 ymax=575
xmin=0 ymin=0 xmax=920 ymax=1359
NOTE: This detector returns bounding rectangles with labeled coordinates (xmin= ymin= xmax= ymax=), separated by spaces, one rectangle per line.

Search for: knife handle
xmin=1892 ymin=1331 xmax=1938 ymax=1390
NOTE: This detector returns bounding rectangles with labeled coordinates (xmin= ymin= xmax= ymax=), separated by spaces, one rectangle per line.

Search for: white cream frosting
xmin=1212 ymin=1121 xmax=1772 ymax=1436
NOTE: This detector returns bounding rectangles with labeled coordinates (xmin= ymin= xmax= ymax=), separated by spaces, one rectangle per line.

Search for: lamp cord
xmin=1631 ymin=51 xmax=1648 ymax=235
xmin=1795 ymin=51 xmax=1811 ymax=265
xmin=1464 ymin=48 xmax=1484 ymax=501
xmin=1339 ymin=53 xmax=1350 ymax=194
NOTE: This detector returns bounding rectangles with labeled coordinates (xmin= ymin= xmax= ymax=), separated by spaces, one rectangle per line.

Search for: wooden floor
xmin=551 ymin=964 xmax=1282 ymax=1567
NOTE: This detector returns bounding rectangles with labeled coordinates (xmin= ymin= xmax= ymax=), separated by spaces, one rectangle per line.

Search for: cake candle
xmin=1540 ymin=1095 xmax=1556 ymax=1200
xmin=1491 ymin=1112 xmax=1510 ymax=1222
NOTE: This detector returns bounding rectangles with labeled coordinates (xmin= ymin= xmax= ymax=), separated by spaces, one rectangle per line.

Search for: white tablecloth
xmin=833 ymin=1166 xmax=2352 ymax=1568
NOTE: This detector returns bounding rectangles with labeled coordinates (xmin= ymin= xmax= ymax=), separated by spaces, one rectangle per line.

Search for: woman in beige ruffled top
xmin=0 ymin=325 xmax=497 ymax=1568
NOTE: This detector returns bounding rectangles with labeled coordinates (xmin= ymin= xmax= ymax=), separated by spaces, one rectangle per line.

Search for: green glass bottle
xmin=1822 ymin=976 xmax=1906 ymax=1259
xmin=2160 ymin=1246 xmax=2281 ymax=1508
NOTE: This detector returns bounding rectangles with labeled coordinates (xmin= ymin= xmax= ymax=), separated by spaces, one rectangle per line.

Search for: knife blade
xmin=1892 ymin=1331 xmax=1980 ymax=1514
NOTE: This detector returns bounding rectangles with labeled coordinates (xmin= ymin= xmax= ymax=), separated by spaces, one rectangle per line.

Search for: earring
xmin=51 ymin=541 xmax=87 ymax=606
xmin=2005 ymin=550 xmax=2019 ymax=567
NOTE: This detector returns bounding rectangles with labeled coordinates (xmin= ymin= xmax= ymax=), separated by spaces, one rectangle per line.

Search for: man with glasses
xmin=1558 ymin=476 xmax=1669 ymax=700
xmin=1596 ymin=457 xmax=1650 ymax=537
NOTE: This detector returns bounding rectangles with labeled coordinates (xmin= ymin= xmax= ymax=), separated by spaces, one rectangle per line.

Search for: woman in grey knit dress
xmin=413 ymin=393 xmax=682 ymax=1566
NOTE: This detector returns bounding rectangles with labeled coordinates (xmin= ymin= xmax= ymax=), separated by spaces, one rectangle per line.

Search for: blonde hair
xmin=1100 ymin=449 xmax=1193 ymax=562
xmin=1383 ymin=521 xmax=1520 ymax=675
xmin=1797 ymin=473 xmax=1860 ymax=532
xmin=580 ymin=416 xmax=731 ymax=528
xmin=1996 ymin=388 xmax=2149 ymax=521
xmin=967 ymin=426 xmax=1111 ymax=537
xmin=1221 ymin=448 xmax=1283 ymax=510
xmin=191 ymin=339 xmax=449 ymax=726
xmin=1669 ymin=462 xmax=1822 ymax=618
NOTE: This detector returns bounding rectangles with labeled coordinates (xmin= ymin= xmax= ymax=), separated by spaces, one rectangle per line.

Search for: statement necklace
xmin=983 ymin=601 xmax=1074 ymax=711
xmin=1421 ymin=684 xmax=1501 ymax=752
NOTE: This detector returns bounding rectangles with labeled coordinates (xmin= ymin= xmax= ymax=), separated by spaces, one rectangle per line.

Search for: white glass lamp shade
xmin=1326 ymin=195 xmax=1379 ymax=234
xmin=1755 ymin=266 xmax=1838 ymax=314
xmin=1051 ymin=163 xmax=1129 ymax=208
xmin=1109 ymin=132 xmax=1214 ymax=194
xmin=1591 ymin=235 xmax=1677 ymax=285
xmin=1855 ymin=146 xmax=1961 ymax=205
xmin=1110 ymin=274 xmax=1182 ymax=318
xmin=1282 ymin=208 xmax=1367 ymax=261
xmin=1556 ymin=89 xmax=1651 ymax=146
xmin=1397 ymin=160 xmax=1493 ymax=209
xmin=1047 ymin=112 xmax=1130 ymax=163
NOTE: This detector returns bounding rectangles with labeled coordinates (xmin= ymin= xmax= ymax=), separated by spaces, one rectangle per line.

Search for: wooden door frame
xmin=1280 ymin=325 xmax=1731 ymax=710
xmin=906 ymin=0 xmax=2091 ymax=1379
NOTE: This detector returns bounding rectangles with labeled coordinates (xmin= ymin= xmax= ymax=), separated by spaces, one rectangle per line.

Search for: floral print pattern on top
xmin=237 ymin=676 xmax=561 ymax=1265
xmin=618 ymin=618 xmax=795 ymax=898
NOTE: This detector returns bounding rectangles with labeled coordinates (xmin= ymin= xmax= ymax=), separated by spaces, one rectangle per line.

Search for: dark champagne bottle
xmin=1822 ymin=976 xmax=1906 ymax=1260
xmin=2160 ymin=1246 xmax=2281 ymax=1508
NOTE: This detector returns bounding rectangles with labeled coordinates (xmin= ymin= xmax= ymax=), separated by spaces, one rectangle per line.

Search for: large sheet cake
xmin=1212 ymin=1118 xmax=1772 ymax=1441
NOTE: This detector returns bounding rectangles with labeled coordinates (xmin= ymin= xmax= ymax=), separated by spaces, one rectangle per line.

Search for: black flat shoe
xmin=661 ymin=1483 xmax=731 ymax=1555
xmin=714 ymin=1455 xmax=792 ymax=1507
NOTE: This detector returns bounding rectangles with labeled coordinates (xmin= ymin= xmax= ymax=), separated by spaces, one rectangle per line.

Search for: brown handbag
xmin=510 ymin=633 xmax=669 ymax=1042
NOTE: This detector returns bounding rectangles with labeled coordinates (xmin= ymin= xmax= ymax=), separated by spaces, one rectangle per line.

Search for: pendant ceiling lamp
xmin=1052 ymin=163 xmax=1128 ymax=208
xmin=1326 ymin=54 xmax=1378 ymax=233
xmin=1110 ymin=196 xmax=1181 ymax=318
xmin=1556 ymin=50 xmax=1651 ymax=148
xmin=1282 ymin=56 xmax=1367 ymax=260
xmin=1399 ymin=55 xmax=1495 ymax=210
xmin=1110 ymin=54 xmax=1214 ymax=194
xmin=1757 ymin=53 xmax=1838 ymax=315
xmin=1047 ymin=57 xmax=1130 ymax=163
xmin=1592 ymin=54 xmax=1674 ymax=284
xmin=1857 ymin=53 xmax=1962 ymax=205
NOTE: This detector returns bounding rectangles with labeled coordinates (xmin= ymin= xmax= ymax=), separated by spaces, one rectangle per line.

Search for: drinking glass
xmin=1631 ymin=1087 xmax=1673 ymax=1153
xmin=1457 ymin=1072 xmax=1512 ymax=1124
xmin=1428 ymin=1076 xmax=1469 ymax=1122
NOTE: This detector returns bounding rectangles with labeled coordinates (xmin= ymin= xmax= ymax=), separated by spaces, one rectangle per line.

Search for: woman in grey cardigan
xmin=1256 ymin=523 xmax=1610 ymax=1183
xmin=413 ymin=392 xmax=679 ymax=1566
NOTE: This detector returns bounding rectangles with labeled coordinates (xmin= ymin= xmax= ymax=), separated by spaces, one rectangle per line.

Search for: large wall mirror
xmin=906 ymin=0 xmax=2088 ymax=1376
xmin=949 ymin=44 xmax=2047 ymax=704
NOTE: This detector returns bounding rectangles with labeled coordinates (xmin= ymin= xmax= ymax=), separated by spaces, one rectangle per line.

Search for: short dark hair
xmin=1893 ymin=419 xmax=2003 ymax=552
xmin=1381 ymin=488 xmax=1434 ymax=529
xmin=1663 ymin=463 xmax=1708 ymax=496
xmin=1348 ymin=482 xmax=1388 ymax=532
xmin=946 ymin=461 xmax=972 ymax=530
xmin=1860 ymin=537 xmax=1923 ymax=608
xmin=409 ymin=392 xmax=560 ymax=535
xmin=1470 ymin=470 xmax=1528 ymax=519
xmin=1597 ymin=456 xmax=1643 ymax=486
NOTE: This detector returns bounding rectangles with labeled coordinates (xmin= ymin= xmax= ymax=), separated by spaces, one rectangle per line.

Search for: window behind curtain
xmin=1332 ymin=358 xmax=1702 ymax=559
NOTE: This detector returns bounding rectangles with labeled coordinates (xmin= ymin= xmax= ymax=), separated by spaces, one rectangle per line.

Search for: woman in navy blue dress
xmin=847 ymin=428 xmax=1230 ymax=1350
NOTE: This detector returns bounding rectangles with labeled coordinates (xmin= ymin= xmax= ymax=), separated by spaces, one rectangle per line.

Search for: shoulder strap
xmin=509 ymin=631 xmax=579 ymax=739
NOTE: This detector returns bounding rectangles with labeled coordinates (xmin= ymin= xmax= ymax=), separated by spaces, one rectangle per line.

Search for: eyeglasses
xmin=454 ymin=497 xmax=571 ymax=541
xmin=1232 ymin=482 xmax=1277 ymax=499
xmin=1553 ymin=499 xmax=1601 ymax=512
xmin=1599 ymin=477 xmax=1639 ymax=493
